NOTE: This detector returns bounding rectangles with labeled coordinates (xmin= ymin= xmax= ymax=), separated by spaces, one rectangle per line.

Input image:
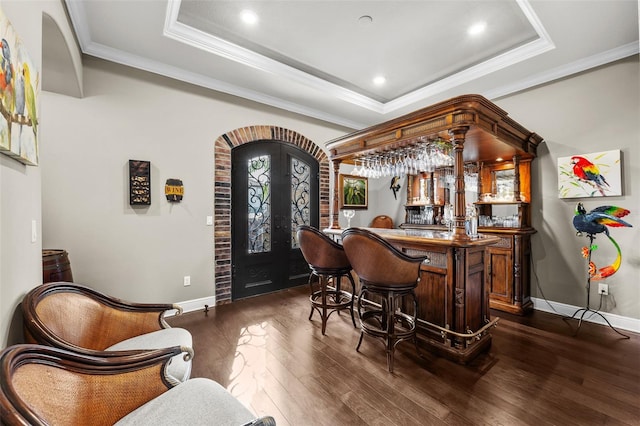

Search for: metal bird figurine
xmin=390 ymin=176 xmax=401 ymax=200
xmin=571 ymin=156 xmax=609 ymax=196
xmin=572 ymin=203 xmax=631 ymax=237
xmin=573 ymin=203 xmax=632 ymax=280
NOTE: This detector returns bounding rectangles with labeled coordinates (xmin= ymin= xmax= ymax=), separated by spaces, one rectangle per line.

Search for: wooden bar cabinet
xmin=325 ymin=94 xmax=543 ymax=363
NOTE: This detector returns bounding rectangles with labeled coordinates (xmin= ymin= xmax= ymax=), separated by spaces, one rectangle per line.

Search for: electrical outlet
xmin=598 ymin=283 xmax=608 ymax=295
xmin=183 ymin=276 xmax=191 ymax=286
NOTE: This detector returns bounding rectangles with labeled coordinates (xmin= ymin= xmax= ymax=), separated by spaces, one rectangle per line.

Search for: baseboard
xmin=531 ymin=297 xmax=640 ymax=334
xmin=163 ymin=294 xmax=640 ymax=334
xmin=165 ymin=296 xmax=216 ymax=317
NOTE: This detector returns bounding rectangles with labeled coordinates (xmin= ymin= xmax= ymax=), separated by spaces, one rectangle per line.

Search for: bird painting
xmin=572 ymin=203 xmax=632 ymax=280
xmin=14 ymin=63 xmax=24 ymax=117
xmin=0 ymin=38 xmax=14 ymax=115
xmin=0 ymin=10 xmax=40 ymax=166
xmin=23 ymin=62 xmax=37 ymax=137
xmin=0 ymin=38 xmax=13 ymax=88
xmin=571 ymin=156 xmax=609 ymax=196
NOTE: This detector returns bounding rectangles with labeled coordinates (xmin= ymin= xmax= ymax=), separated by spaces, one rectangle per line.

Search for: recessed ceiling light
xmin=496 ymin=157 xmax=504 ymax=162
xmin=240 ymin=9 xmax=258 ymax=25
xmin=468 ymin=21 xmax=486 ymax=36
xmin=373 ymin=76 xmax=386 ymax=85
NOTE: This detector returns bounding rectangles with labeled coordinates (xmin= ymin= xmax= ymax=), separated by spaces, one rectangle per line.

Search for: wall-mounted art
xmin=557 ymin=150 xmax=622 ymax=199
xmin=165 ymin=178 xmax=183 ymax=202
xmin=0 ymin=6 xmax=40 ymax=166
xmin=129 ymin=160 xmax=151 ymax=205
xmin=339 ymin=174 xmax=368 ymax=209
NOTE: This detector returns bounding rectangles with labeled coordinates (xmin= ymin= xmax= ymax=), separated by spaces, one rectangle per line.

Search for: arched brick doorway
xmin=214 ymin=126 xmax=330 ymax=304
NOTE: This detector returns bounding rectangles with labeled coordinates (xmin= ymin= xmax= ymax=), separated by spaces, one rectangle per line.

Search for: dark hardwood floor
xmin=168 ymin=286 xmax=640 ymax=426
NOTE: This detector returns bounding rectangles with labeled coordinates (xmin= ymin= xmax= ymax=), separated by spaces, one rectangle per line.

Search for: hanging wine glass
xmin=352 ymin=159 xmax=361 ymax=176
xmin=444 ymin=204 xmax=454 ymax=233
xmin=343 ymin=209 xmax=355 ymax=228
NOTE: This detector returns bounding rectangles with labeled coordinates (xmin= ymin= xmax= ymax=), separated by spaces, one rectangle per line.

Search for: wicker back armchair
xmin=22 ymin=282 xmax=193 ymax=384
xmin=0 ymin=344 xmax=275 ymax=426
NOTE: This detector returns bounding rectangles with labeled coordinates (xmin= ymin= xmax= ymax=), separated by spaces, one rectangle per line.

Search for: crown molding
xmin=486 ymin=42 xmax=640 ymax=99
xmin=71 ymin=38 xmax=368 ymax=129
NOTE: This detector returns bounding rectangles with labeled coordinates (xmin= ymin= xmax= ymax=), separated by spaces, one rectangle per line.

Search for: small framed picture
xmin=339 ymin=174 xmax=368 ymax=209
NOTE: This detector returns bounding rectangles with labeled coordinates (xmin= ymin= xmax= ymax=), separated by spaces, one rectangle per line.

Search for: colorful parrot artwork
xmin=14 ymin=63 xmax=24 ymax=116
xmin=22 ymin=62 xmax=37 ymax=137
xmin=0 ymin=10 xmax=40 ymax=166
xmin=1 ymin=39 xmax=13 ymax=88
xmin=0 ymin=38 xmax=14 ymax=113
xmin=571 ymin=156 xmax=609 ymax=196
xmin=572 ymin=203 xmax=632 ymax=280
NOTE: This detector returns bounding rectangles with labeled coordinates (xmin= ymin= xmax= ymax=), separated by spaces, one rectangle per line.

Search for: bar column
xmin=448 ymin=126 xmax=469 ymax=239
xmin=330 ymin=158 xmax=342 ymax=229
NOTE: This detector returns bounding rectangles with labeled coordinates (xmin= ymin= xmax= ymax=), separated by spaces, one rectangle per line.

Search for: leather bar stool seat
xmin=342 ymin=228 xmax=425 ymax=372
xmin=369 ymin=215 xmax=394 ymax=229
xmin=297 ymin=225 xmax=357 ymax=335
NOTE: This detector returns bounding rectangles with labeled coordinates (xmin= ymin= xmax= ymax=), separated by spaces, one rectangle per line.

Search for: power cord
xmin=530 ymin=243 xmax=559 ymax=313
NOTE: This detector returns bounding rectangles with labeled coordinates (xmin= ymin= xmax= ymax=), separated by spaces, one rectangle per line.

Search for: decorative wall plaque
xmin=129 ymin=160 xmax=150 ymax=205
xmin=165 ymin=178 xmax=184 ymax=202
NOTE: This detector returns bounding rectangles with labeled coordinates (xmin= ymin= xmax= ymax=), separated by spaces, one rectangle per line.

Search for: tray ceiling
xmin=65 ymin=0 xmax=639 ymax=129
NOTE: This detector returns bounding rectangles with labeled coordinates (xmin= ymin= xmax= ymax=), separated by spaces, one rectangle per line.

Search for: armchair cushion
xmin=106 ymin=327 xmax=192 ymax=384
xmin=115 ymin=378 xmax=255 ymax=426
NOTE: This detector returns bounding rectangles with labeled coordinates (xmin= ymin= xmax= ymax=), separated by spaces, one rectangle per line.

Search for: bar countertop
xmin=324 ymin=227 xmax=500 ymax=248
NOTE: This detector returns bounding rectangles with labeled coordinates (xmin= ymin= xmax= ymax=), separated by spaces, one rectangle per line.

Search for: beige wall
xmin=496 ymin=56 xmax=639 ymax=318
xmin=0 ymin=1 xmax=44 ymax=348
xmin=40 ymin=57 xmax=350 ymax=307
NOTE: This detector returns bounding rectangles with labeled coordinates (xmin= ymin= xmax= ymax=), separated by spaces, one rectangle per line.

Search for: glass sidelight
xmin=290 ymin=157 xmax=311 ymax=248
xmin=247 ymin=155 xmax=272 ymax=254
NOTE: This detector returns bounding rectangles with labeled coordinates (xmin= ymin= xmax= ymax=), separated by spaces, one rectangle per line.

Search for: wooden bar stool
xmin=342 ymin=228 xmax=424 ymax=372
xmin=369 ymin=215 xmax=394 ymax=228
xmin=297 ymin=225 xmax=357 ymax=335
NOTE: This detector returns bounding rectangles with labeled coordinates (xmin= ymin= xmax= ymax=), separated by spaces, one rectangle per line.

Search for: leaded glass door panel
xmin=231 ymin=140 xmax=319 ymax=300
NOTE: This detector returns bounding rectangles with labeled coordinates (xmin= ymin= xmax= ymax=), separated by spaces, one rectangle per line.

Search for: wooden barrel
xmin=42 ymin=249 xmax=73 ymax=283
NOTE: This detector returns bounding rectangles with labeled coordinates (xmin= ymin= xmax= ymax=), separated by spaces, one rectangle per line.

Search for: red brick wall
xmin=214 ymin=126 xmax=329 ymax=304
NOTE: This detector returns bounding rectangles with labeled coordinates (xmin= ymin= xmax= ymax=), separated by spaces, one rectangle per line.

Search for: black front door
xmin=231 ymin=140 xmax=319 ymax=300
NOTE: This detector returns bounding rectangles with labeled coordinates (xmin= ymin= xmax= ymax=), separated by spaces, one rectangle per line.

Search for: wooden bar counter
xmin=326 ymin=227 xmax=500 ymax=364
xmin=324 ymin=94 xmax=543 ymax=363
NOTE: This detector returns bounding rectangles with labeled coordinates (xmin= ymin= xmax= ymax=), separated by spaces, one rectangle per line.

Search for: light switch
xmin=31 ymin=220 xmax=37 ymax=243
xmin=206 ymin=215 xmax=213 ymax=226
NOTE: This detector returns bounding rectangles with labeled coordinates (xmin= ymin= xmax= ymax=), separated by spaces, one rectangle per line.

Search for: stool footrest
xmin=307 ymin=272 xmax=357 ymax=335
xmin=356 ymin=287 xmax=419 ymax=373
xmin=310 ymin=289 xmax=353 ymax=310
